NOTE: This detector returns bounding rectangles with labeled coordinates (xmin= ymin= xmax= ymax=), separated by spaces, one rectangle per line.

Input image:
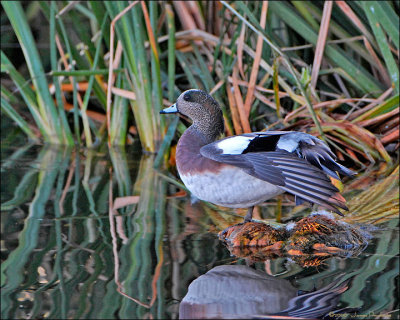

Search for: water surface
xmin=1 ymin=143 xmax=399 ymax=319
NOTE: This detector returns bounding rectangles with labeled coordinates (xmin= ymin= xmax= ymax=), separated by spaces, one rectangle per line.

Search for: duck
xmin=179 ymin=264 xmax=350 ymax=319
xmin=160 ymin=89 xmax=354 ymax=222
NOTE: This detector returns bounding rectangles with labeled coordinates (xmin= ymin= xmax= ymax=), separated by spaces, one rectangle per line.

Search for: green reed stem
xmin=80 ymin=15 xmax=108 ymax=147
xmin=2 ymin=1 xmax=63 ymax=143
xmin=149 ymin=2 xmax=165 ymax=144
xmin=166 ymin=4 xmax=176 ymax=103
xmin=362 ymin=1 xmax=399 ymax=94
xmin=57 ymin=16 xmax=82 ymax=144
xmin=50 ymin=2 xmax=74 ymax=145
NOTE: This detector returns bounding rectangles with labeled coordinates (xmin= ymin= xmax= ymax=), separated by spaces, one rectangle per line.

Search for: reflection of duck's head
xmin=179 ymin=265 xmax=349 ymax=319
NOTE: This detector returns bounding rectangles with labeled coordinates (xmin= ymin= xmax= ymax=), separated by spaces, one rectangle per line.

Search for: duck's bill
xmin=160 ymin=104 xmax=178 ymax=114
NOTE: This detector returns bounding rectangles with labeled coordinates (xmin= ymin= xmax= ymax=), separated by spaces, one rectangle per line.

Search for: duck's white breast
xmin=179 ymin=166 xmax=284 ymax=208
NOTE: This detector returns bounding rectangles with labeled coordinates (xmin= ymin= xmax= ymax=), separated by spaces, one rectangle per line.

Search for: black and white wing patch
xmin=214 ymin=131 xmax=292 ymax=155
xmin=200 ymin=133 xmax=351 ymax=214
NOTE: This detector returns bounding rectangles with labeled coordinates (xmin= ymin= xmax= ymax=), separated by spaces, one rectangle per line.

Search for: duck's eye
xmin=183 ymin=92 xmax=192 ymax=101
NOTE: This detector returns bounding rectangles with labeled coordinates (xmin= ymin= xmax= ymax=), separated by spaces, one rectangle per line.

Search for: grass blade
xmin=243 ymin=1 xmax=268 ymax=117
xmin=0 ymin=97 xmax=39 ymax=142
xmin=49 ymin=2 xmax=73 ymax=145
xmin=1 ymin=51 xmax=50 ymax=139
xmin=362 ymin=1 xmax=399 ymax=94
xmin=268 ymin=1 xmax=383 ymax=95
xmin=222 ymin=1 xmax=326 ymax=139
xmin=2 ymin=1 xmax=63 ymax=143
xmin=352 ymin=94 xmax=399 ymax=122
xmin=166 ymin=4 xmax=176 ymax=103
xmin=368 ymin=1 xmax=399 ymax=50
xmin=310 ymin=1 xmax=332 ymax=89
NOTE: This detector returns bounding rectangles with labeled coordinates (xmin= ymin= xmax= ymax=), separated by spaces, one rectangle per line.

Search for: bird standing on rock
xmin=160 ymin=89 xmax=354 ymax=222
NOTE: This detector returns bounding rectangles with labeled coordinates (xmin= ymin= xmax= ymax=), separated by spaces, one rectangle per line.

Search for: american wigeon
xmin=161 ymin=89 xmax=354 ymax=221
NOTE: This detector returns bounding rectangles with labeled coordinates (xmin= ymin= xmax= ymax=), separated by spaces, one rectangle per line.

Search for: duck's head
xmin=161 ymin=89 xmax=224 ymax=141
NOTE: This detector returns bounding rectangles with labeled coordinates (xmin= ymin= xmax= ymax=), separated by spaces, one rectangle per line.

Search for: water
xmin=1 ymin=142 xmax=399 ymax=319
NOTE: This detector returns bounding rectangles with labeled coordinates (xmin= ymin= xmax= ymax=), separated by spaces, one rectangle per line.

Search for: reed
xmin=1 ymin=3 xmax=399 ymax=317
xmin=1 ymin=1 xmax=398 ymax=166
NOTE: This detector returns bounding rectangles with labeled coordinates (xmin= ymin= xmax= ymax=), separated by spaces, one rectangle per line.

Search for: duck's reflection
xmin=179 ymin=265 xmax=349 ymax=319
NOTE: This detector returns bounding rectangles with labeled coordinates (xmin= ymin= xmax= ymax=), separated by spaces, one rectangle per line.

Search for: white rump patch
xmin=217 ymin=136 xmax=254 ymax=154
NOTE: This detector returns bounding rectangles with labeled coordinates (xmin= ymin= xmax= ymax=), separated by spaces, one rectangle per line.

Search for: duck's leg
xmin=244 ymin=206 xmax=254 ymax=222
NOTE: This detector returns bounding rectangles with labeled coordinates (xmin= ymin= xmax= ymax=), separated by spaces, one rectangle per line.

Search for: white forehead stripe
xmin=217 ymin=136 xmax=254 ymax=154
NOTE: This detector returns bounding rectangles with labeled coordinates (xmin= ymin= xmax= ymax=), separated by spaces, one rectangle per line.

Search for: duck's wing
xmin=200 ymin=132 xmax=354 ymax=214
xmin=275 ymin=276 xmax=350 ymax=319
